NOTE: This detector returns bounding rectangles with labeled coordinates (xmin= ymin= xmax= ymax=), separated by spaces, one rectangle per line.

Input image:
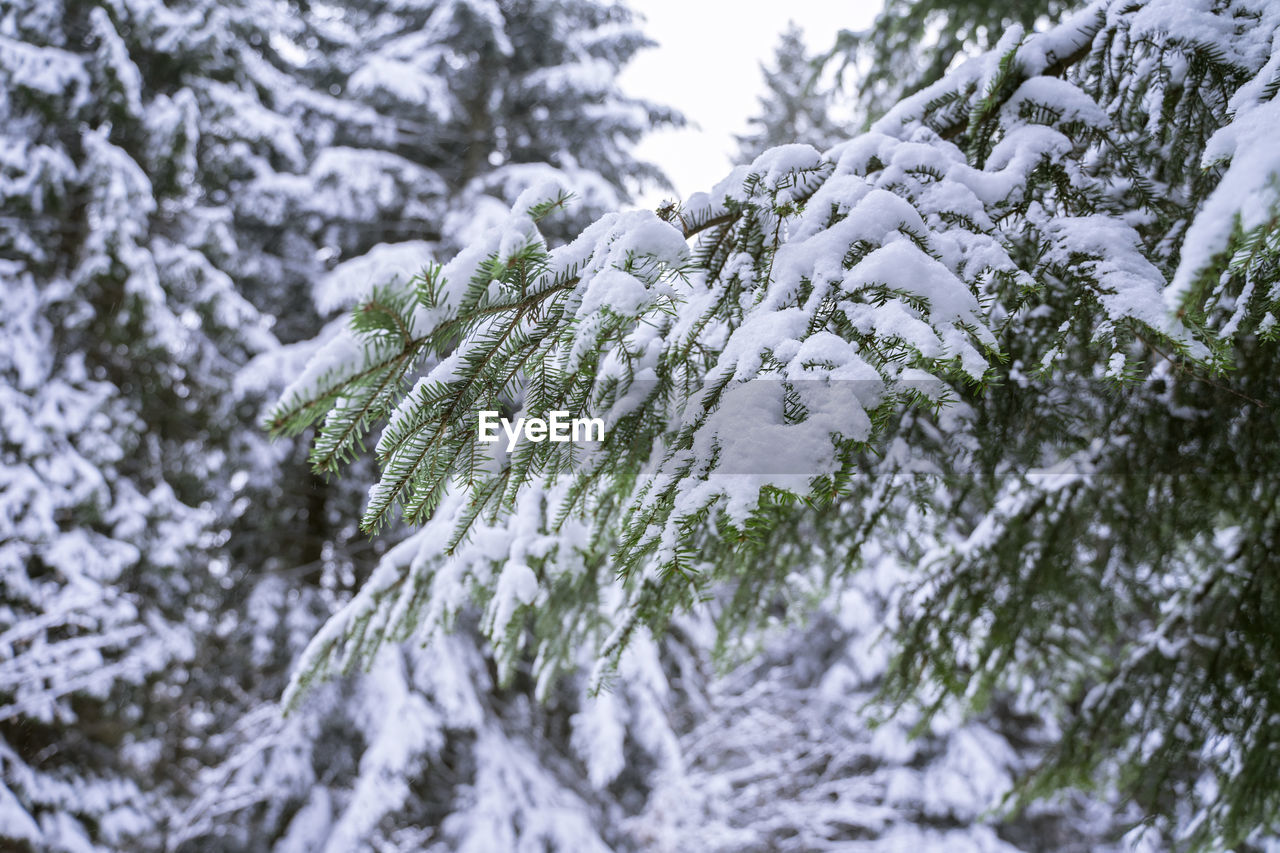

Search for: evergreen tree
xmin=0 ymin=0 xmax=294 ymax=846
xmin=274 ymin=0 xmax=1280 ymax=847
xmin=831 ymin=0 xmax=1077 ymax=124
xmin=2 ymin=0 xmax=683 ymax=847
xmin=202 ymin=0 xmax=682 ymax=349
xmin=174 ymin=2 xmax=687 ymax=850
xmin=626 ymin=557 xmax=1152 ymax=853
xmin=735 ymin=23 xmax=850 ymax=162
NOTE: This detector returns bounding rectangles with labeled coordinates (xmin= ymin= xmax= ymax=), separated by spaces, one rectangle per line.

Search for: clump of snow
xmin=313 ymin=240 xmax=435 ymax=314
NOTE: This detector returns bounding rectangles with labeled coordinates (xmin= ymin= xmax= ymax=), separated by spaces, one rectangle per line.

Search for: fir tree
xmin=735 ymin=22 xmax=850 ymax=162
xmin=831 ymin=0 xmax=1077 ymax=124
xmin=2 ymin=0 xmax=684 ymax=847
xmin=274 ymin=0 xmax=1280 ymax=847
xmin=0 ymin=0 xmax=290 ymax=847
xmin=626 ymin=556 xmax=1151 ymax=853
xmin=175 ymin=2 xmax=686 ymax=850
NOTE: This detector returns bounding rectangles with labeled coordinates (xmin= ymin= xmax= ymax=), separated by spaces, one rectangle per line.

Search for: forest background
xmin=2 ymin=0 xmax=1278 ymax=851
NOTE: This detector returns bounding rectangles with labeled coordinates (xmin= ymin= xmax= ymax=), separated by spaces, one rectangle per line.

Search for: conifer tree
xmin=735 ymin=23 xmax=850 ymax=162
xmin=275 ymin=0 xmax=1280 ymax=846
xmin=3 ymin=0 xmax=682 ymax=847
xmin=0 ymin=0 xmax=295 ymax=846
xmin=832 ymin=0 xmax=1076 ymax=123
xmin=175 ymin=2 xmax=687 ymax=850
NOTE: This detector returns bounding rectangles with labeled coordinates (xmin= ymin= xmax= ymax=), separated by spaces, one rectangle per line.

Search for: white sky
xmin=619 ymin=1 xmax=883 ymax=208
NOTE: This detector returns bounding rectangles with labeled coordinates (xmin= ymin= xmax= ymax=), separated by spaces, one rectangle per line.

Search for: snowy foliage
xmin=0 ymin=0 xmax=282 ymax=845
xmin=175 ymin=2 xmax=692 ymax=851
xmin=5 ymin=0 xmax=1279 ymax=848
xmin=829 ymin=0 xmax=1077 ymax=125
xmin=278 ymin=0 xmax=1280 ymax=846
xmin=628 ymin=555 xmax=1158 ymax=853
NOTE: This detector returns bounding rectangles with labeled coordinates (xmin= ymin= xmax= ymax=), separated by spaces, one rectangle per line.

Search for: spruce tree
xmin=625 ymin=557 xmax=1152 ymax=852
xmin=0 ymin=0 xmax=294 ymax=847
xmin=832 ymin=0 xmax=1077 ymax=123
xmin=274 ymin=0 xmax=1280 ymax=847
xmin=735 ymin=22 xmax=850 ymax=162
xmin=175 ymin=2 xmax=686 ymax=850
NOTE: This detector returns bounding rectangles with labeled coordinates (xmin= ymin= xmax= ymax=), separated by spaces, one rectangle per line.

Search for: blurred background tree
xmin=734 ymin=22 xmax=851 ymax=162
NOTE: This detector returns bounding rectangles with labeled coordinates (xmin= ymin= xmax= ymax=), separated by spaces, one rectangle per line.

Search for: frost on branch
xmin=277 ymin=1 xmax=1280 ymax=845
xmin=278 ymin=0 xmax=1208 ymax=694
